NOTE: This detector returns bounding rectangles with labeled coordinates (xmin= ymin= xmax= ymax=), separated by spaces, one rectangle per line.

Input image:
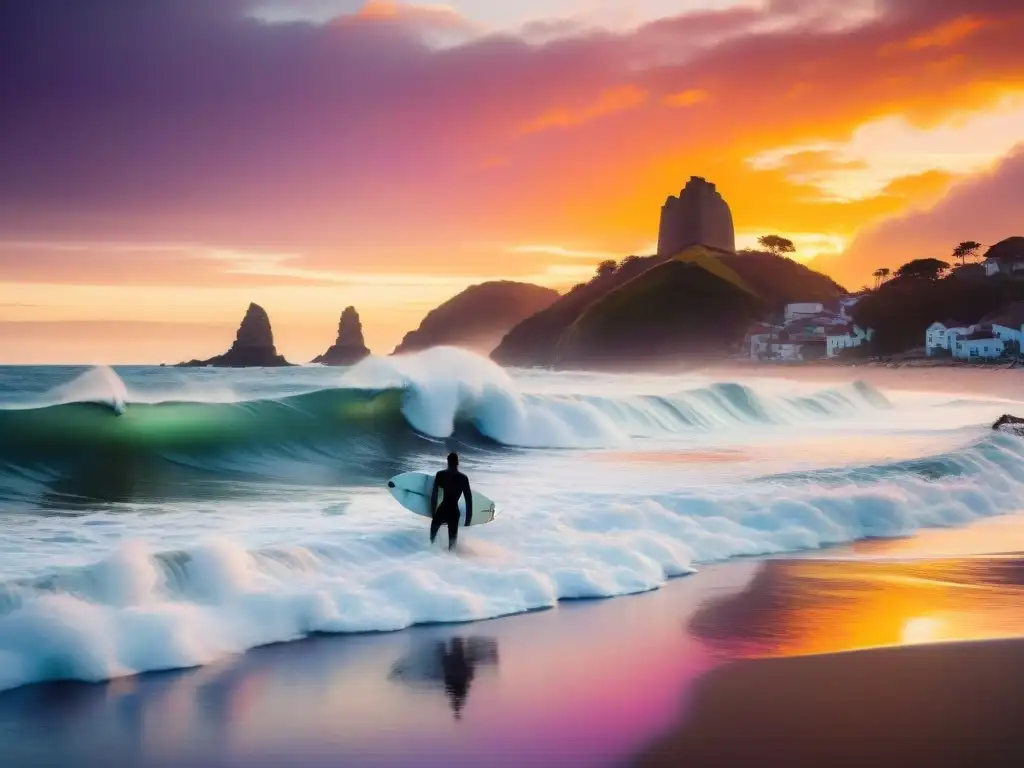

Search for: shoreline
xmin=2 ymin=515 xmax=1023 ymax=767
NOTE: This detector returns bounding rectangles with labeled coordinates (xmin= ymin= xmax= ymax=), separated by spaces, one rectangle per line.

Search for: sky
xmin=1 ymin=0 xmax=1023 ymax=363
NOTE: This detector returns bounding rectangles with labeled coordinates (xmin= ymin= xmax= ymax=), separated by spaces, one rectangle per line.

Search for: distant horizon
xmin=1 ymin=0 xmax=1022 ymax=363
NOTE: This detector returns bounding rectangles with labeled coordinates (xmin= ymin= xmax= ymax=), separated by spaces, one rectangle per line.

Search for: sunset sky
xmin=1 ymin=0 xmax=1022 ymax=363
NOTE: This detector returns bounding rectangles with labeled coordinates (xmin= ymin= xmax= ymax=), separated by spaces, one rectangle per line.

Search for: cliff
xmin=312 ymin=306 xmax=371 ymax=366
xmin=393 ymin=281 xmax=559 ymax=355
xmin=177 ymin=303 xmax=291 ymax=367
xmin=493 ymin=248 xmax=845 ymax=369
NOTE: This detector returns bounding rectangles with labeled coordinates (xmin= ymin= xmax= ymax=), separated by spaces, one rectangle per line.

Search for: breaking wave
xmin=1 ymin=429 xmax=1023 ymax=692
xmin=2 ymin=349 xmax=1021 ymax=692
xmin=0 ymin=352 xmax=890 ymax=503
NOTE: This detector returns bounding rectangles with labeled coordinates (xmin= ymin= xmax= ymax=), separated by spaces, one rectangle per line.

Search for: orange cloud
xmin=663 ymin=89 xmax=708 ymax=108
xmin=896 ymin=15 xmax=989 ymax=53
xmin=3 ymin=0 xmax=1024 ymax=360
xmin=822 ymin=143 xmax=1024 ymax=287
xmin=520 ymin=85 xmax=648 ymax=134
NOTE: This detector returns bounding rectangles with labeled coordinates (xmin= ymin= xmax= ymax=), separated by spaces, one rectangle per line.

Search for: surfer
xmin=429 ymin=452 xmax=473 ymax=550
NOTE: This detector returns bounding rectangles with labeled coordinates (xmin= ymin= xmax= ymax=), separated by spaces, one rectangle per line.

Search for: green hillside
xmin=492 ymin=246 xmax=844 ymax=369
xmin=555 ymin=247 xmax=764 ymax=367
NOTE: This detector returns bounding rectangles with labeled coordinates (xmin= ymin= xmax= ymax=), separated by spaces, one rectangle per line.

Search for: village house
xmin=982 ymin=237 xmax=1024 ymax=278
xmin=953 ymin=330 xmax=1005 ymax=360
xmin=748 ymin=297 xmax=873 ymax=362
xmin=980 ymin=302 xmax=1024 ymax=352
xmin=925 ymin=320 xmax=973 ymax=356
xmin=826 ymin=324 xmax=873 ymax=358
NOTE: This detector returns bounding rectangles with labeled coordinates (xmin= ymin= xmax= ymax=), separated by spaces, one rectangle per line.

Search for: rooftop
xmin=962 ymin=331 xmax=1001 ymax=342
xmin=984 ymin=236 xmax=1024 ymax=262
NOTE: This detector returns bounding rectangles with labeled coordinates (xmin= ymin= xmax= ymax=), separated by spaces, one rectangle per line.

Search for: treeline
xmin=852 ymin=259 xmax=1024 ymax=354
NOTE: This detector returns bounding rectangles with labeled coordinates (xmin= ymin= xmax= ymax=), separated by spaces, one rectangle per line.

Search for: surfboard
xmin=387 ymin=471 xmax=497 ymax=526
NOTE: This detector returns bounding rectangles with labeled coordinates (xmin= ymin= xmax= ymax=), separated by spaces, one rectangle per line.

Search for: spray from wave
xmin=0 ymin=349 xmax=892 ymax=504
xmin=1 ymin=348 xmax=1021 ymax=692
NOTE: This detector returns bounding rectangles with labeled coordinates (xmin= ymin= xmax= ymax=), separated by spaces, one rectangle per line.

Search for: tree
xmin=872 ymin=267 xmax=890 ymax=289
xmin=894 ymin=258 xmax=949 ymax=282
xmin=952 ymin=240 xmax=982 ymax=266
xmin=595 ymin=259 xmax=618 ymax=278
xmin=757 ymin=235 xmax=796 ymax=257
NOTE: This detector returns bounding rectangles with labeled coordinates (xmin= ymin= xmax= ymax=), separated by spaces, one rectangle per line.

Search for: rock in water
xmin=312 ymin=306 xmax=371 ymax=365
xmin=993 ymin=414 xmax=1024 ymax=435
xmin=177 ymin=303 xmax=291 ymax=367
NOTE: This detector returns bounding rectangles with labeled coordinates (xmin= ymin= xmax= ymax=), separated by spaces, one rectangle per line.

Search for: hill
xmin=492 ymin=248 xmax=845 ymax=369
xmin=491 ymin=254 xmax=669 ymax=366
xmin=556 ymin=250 xmax=764 ymax=367
xmin=852 ymin=265 xmax=1024 ymax=354
xmin=393 ymin=281 xmax=559 ymax=355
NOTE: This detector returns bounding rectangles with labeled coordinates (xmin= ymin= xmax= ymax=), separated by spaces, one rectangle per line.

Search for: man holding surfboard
xmin=429 ymin=452 xmax=473 ymax=551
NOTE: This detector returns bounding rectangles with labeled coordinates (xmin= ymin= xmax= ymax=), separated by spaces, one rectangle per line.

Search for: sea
xmin=2 ymin=346 xmax=1023 ymax=694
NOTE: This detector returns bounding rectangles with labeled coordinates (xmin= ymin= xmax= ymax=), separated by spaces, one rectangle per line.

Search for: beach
xmin=1 ymin=515 xmax=1022 ymax=767
xmin=3 ymin=355 xmax=1024 ymax=766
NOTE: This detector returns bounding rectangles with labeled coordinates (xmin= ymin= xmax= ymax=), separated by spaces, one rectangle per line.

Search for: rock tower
xmin=312 ymin=306 xmax=371 ymax=366
xmin=177 ymin=302 xmax=291 ymax=367
xmin=657 ymin=176 xmax=735 ymax=256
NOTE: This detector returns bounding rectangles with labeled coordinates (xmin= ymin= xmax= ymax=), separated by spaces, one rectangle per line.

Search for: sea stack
xmin=177 ymin=302 xmax=291 ymax=367
xmin=312 ymin=306 xmax=371 ymax=365
xmin=657 ymin=176 xmax=736 ymax=256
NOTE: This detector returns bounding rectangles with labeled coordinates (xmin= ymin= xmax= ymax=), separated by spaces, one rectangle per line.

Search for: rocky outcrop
xmin=312 ymin=306 xmax=370 ymax=365
xmin=177 ymin=303 xmax=291 ymax=367
xmin=993 ymin=414 xmax=1024 ymax=435
xmin=393 ymin=281 xmax=559 ymax=356
xmin=657 ymin=176 xmax=736 ymax=256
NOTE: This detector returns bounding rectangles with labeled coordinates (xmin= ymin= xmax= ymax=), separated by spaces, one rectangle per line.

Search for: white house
xmin=784 ymin=302 xmax=825 ymax=323
xmin=980 ymin=303 xmax=1024 ymax=351
xmin=953 ymin=332 xmax=1004 ymax=360
xmin=990 ymin=323 xmax=1023 ymax=347
xmin=925 ymin=320 xmax=974 ymax=356
xmin=826 ymin=325 xmax=873 ymax=358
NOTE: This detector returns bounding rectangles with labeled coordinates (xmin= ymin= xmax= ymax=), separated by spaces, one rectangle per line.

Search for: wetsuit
xmin=429 ymin=469 xmax=472 ymax=549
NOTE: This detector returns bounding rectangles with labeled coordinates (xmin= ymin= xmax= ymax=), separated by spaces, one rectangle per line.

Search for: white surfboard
xmin=387 ymin=471 xmax=497 ymax=526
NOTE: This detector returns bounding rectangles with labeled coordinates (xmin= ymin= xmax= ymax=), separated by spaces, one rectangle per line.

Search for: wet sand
xmin=632 ymin=638 xmax=1024 ymax=768
xmin=2 ymin=517 xmax=1023 ymax=768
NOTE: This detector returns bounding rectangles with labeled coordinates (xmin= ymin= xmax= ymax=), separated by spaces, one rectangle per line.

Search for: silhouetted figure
xmin=441 ymin=637 xmax=474 ymax=720
xmin=429 ymin=452 xmax=472 ymax=551
xmin=387 ymin=636 xmax=499 ymax=721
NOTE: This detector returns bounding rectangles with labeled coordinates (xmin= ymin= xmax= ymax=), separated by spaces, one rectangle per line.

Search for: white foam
xmin=4 ymin=431 xmax=1024 ymax=692
xmin=3 ymin=352 xmax=1024 ymax=692
xmin=339 ymin=347 xmax=898 ymax=448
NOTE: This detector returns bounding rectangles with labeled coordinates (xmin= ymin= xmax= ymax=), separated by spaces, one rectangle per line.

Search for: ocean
xmin=2 ymin=347 xmax=1023 ymax=694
